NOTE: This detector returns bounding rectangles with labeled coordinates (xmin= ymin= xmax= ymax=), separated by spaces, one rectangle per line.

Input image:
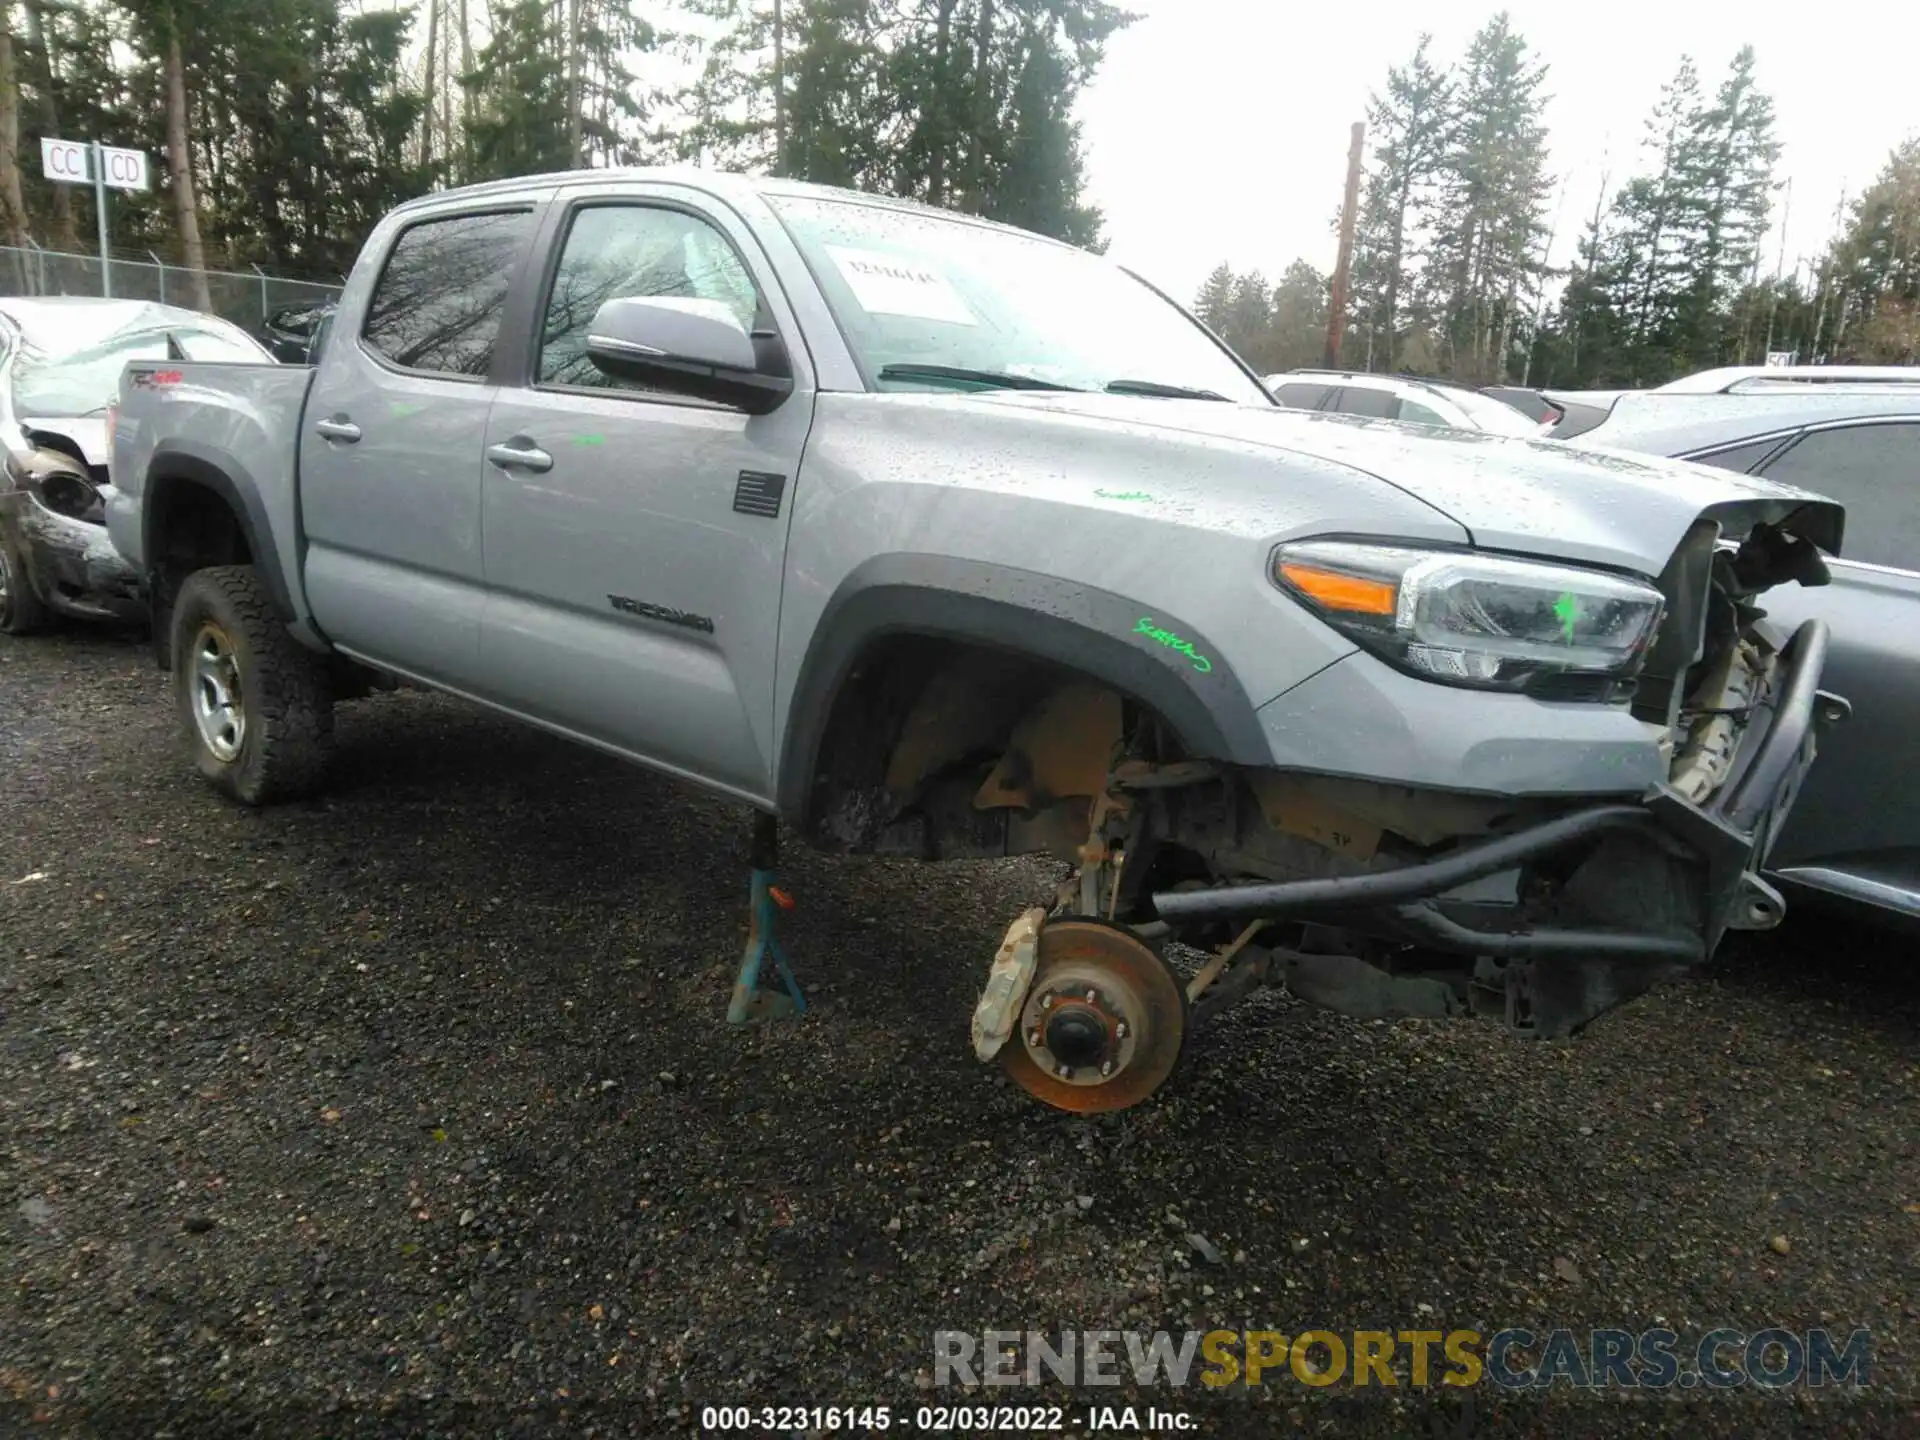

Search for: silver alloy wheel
xmin=191 ymin=623 xmax=245 ymax=762
xmin=0 ymin=543 xmax=11 ymax=615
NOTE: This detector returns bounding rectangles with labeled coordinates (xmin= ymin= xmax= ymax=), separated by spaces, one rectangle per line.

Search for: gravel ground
xmin=2 ymin=626 xmax=1916 ymax=1440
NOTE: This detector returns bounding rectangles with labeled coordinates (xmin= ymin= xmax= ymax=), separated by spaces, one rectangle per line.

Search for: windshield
xmin=8 ymin=310 xmax=269 ymax=418
xmin=1445 ymin=386 xmax=1544 ymax=436
xmin=768 ymin=194 xmax=1271 ymax=404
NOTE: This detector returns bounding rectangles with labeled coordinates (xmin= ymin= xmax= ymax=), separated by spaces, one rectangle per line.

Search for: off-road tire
xmin=0 ymin=532 xmax=51 ymax=635
xmin=172 ymin=565 xmax=333 ymax=804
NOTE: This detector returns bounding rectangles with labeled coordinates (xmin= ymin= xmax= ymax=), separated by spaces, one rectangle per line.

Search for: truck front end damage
xmin=804 ymin=503 xmax=1846 ymax=1113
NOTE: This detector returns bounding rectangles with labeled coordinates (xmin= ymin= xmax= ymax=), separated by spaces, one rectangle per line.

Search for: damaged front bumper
xmin=1151 ymin=619 xmax=1845 ymax=1036
xmin=0 ymin=489 xmax=146 ymax=624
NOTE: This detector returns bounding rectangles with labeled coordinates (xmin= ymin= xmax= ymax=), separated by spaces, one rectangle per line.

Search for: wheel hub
xmin=1043 ymin=1007 xmax=1108 ymax=1068
xmin=190 ymin=623 xmax=246 ymax=762
xmin=0 ymin=545 xmax=12 ymax=611
xmin=999 ymin=919 xmax=1186 ymax=1113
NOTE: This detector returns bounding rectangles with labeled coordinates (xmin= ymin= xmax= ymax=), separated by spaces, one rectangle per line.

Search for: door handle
xmin=314 ymin=416 xmax=361 ymax=443
xmin=486 ymin=440 xmax=554 ymax=474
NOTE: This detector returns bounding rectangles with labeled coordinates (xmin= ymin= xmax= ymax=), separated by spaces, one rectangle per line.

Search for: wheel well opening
xmin=149 ymin=475 xmax=253 ymax=666
xmin=802 ymin=635 xmax=1190 ymax=858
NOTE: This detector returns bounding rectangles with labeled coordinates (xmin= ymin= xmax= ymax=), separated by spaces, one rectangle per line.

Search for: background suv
xmin=1562 ymin=381 xmax=1920 ymax=927
xmin=1265 ymin=369 xmax=1550 ymax=436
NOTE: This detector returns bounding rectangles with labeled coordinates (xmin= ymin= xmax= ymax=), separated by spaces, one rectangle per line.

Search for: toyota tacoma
xmin=107 ymin=168 xmax=1847 ymax=1112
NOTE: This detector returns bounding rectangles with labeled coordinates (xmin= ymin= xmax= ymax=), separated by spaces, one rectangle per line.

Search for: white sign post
xmin=39 ymin=136 xmax=153 ymax=299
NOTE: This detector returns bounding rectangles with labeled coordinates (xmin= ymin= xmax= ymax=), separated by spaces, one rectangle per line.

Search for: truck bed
xmin=107 ymin=361 xmax=318 ymax=625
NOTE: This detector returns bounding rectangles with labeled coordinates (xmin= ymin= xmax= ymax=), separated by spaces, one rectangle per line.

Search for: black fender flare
xmin=142 ymin=448 xmax=296 ymax=624
xmin=774 ymin=555 xmax=1273 ymax=820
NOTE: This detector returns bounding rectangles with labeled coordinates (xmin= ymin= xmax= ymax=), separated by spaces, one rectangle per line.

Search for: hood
xmin=964 ymin=393 xmax=1844 ymax=574
xmin=21 ymin=416 xmax=110 ymax=469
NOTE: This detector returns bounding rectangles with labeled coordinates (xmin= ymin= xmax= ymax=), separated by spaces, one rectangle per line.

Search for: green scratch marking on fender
xmin=1095 ymin=488 xmax=1155 ymax=502
xmin=574 ymin=433 xmax=606 ymax=446
xmin=389 ymin=401 xmax=426 ymax=418
xmin=1134 ymin=617 xmax=1212 ymax=673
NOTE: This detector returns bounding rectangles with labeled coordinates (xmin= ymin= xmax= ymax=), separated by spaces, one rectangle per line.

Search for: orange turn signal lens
xmin=1278 ymin=563 xmax=1397 ymax=616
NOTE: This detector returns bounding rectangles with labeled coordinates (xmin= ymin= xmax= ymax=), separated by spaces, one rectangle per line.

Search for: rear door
xmin=476 ymin=185 xmax=816 ymax=801
xmin=299 ymin=203 xmax=542 ymax=688
xmin=1733 ymin=418 xmax=1920 ymax=908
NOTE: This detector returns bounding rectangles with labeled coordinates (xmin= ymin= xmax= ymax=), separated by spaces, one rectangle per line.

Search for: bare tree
xmin=565 ymin=0 xmax=584 ymax=166
xmin=421 ymin=0 xmax=440 ymax=169
xmin=459 ymin=0 xmax=474 ymax=169
xmin=162 ymin=24 xmax=213 ymax=309
xmin=0 ymin=17 xmax=33 ymax=254
xmin=21 ymin=0 xmax=76 ymax=250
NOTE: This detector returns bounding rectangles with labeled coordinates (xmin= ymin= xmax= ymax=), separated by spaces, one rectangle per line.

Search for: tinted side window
xmin=1275 ymin=382 xmax=1333 ymax=410
xmin=539 ymin=204 xmax=761 ymax=393
xmin=1333 ymin=386 xmax=1399 ymax=420
xmin=1689 ymin=435 xmax=1794 ymax=474
xmin=362 ymin=209 xmax=532 ymax=377
xmin=1757 ymin=422 xmax=1920 ymax=570
xmin=1400 ymin=400 xmax=1450 ymax=428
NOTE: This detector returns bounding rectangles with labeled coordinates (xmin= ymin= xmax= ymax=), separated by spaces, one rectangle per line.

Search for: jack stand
xmin=727 ymin=812 xmax=807 ymax=1026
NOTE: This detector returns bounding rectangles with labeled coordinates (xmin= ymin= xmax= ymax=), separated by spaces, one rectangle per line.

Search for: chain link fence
xmin=0 ymin=244 xmax=343 ymax=335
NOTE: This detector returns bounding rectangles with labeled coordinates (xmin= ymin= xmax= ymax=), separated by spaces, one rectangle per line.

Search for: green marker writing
xmin=1553 ymin=592 xmax=1580 ymax=643
xmin=1134 ymin=617 xmax=1212 ymax=673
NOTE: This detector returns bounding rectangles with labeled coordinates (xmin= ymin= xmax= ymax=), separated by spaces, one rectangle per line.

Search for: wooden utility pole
xmin=1324 ymin=121 xmax=1364 ymax=369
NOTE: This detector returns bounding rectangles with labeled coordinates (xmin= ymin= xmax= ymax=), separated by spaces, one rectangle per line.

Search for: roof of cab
xmin=388 ymin=165 xmax=1072 ymax=247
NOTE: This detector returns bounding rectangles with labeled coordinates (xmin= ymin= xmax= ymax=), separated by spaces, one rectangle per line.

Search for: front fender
xmin=773 ymin=553 xmax=1275 ymax=820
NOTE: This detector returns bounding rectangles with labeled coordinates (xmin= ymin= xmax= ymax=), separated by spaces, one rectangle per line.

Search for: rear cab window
xmin=361 ymin=208 xmax=536 ymax=378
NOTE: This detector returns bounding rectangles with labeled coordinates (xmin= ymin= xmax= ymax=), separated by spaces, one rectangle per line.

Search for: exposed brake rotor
xmin=998 ymin=918 xmax=1187 ymax=1113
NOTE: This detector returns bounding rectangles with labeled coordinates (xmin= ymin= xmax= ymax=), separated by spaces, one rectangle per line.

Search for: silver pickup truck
xmin=108 ymin=167 xmax=1848 ymax=1113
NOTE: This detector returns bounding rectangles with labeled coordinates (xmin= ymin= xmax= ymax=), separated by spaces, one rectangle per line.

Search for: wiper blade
xmin=1105 ymin=379 xmax=1231 ymax=401
xmin=877 ymin=363 xmax=1082 ymax=392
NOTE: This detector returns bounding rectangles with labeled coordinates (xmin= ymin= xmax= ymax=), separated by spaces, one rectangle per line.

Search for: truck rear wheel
xmin=171 ymin=565 xmax=333 ymax=804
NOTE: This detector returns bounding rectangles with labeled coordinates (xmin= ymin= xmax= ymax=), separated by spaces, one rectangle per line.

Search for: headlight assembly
xmin=1273 ymin=539 xmax=1664 ymax=696
xmin=35 ymin=470 xmax=105 ymax=525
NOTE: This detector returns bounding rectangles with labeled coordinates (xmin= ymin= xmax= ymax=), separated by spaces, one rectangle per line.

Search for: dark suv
xmin=1561 ymin=381 xmax=1920 ymax=926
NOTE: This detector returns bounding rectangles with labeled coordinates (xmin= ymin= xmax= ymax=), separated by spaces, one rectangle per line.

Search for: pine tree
xmin=1673 ymin=45 xmax=1779 ymax=369
xmin=1424 ymin=13 xmax=1553 ymax=384
xmin=1268 ymin=261 xmax=1330 ymax=373
xmin=1349 ymin=35 xmax=1450 ymax=372
xmin=678 ymin=1 xmax=1128 ymax=245
xmin=1614 ymin=56 xmax=1700 ymax=379
xmin=461 ymin=1 xmax=572 ymax=181
xmin=1830 ymin=139 xmax=1920 ymax=362
xmin=1193 ymin=262 xmax=1234 ymax=332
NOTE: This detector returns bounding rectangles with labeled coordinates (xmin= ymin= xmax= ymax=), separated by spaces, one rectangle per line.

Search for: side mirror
xmin=585 ymin=296 xmax=794 ymax=415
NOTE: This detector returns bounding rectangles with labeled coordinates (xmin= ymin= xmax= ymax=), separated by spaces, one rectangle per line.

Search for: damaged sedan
xmin=0 ymin=297 xmax=275 ymax=634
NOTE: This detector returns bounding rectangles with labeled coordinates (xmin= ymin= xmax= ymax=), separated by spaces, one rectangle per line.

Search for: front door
xmin=478 ymin=193 xmax=814 ymax=801
xmin=300 ymin=204 xmax=541 ymax=687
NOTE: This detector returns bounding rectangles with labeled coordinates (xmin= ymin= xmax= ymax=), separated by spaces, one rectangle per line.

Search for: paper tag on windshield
xmin=825 ymin=245 xmax=976 ymax=325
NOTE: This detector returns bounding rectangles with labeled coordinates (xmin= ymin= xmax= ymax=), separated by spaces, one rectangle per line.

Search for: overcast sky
xmin=1079 ymin=0 xmax=1920 ymax=306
